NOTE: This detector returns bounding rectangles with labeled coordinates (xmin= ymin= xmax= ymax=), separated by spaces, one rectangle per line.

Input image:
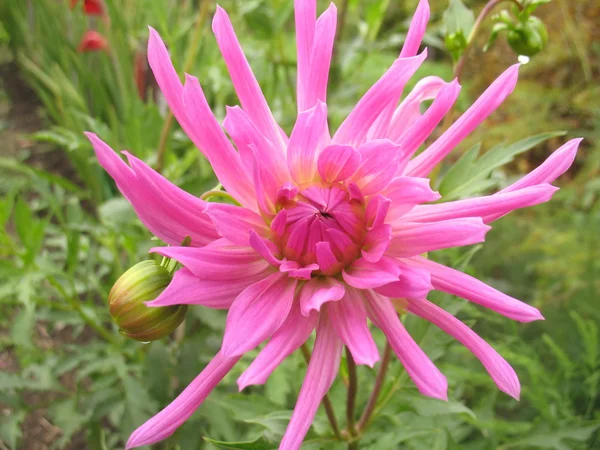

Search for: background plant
xmin=0 ymin=0 xmax=598 ymax=449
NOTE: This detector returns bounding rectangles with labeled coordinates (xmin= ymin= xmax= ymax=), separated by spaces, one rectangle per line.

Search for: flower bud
xmin=507 ymin=16 xmax=548 ymax=57
xmin=108 ymin=260 xmax=186 ymax=342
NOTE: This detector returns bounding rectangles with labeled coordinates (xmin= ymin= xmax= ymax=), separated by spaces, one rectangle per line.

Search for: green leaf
xmin=14 ymin=197 xmax=33 ymax=248
xmin=203 ymin=435 xmax=276 ymax=450
xmin=438 ymin=131 xmax=566 ymax=199
xmin=437 ymin=142 xmax=481 ymax=192
xmin=500 ymin=422 xmax=600 ymax=450
xmin=443 ymin=0 xmax=475 ymax=35
xmin=477 ymin=131 xmax=566 ymax=174
xmin=245 ymin=411 xmax=292 ymax=439
xmin=0 ymin=409 xmax=26 ymax=449
xmin=48 ymin=397 xmax=93 ymax=448
xmin=145 ymin=341 xmax=171 ymax=404
xmin=98 ymin=197 xmax=137 ymax=226
xmin=407 ymin=395 xmax=477 ymax=420
xmin=10 ymin=303 xmax=35 ymax=348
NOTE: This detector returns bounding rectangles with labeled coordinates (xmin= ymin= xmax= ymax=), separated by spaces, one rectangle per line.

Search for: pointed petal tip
xmin=355 ymin=355 xmax=380 ymax=368
xmin=420 ymin=383 xmax=448 ymax=401
xmin=502 ymin=381 xmax=521 ymax=400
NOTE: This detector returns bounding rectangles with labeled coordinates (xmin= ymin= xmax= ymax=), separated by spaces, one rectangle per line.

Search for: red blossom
xmin=70 ymin=0 xmax=104 ymax=16
xmin=78 ymin=30 xmax=109 ymax=53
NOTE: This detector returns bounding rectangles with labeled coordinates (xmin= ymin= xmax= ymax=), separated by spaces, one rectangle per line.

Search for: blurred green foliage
xmin=0 ymin=0 xmax=599 ymax=449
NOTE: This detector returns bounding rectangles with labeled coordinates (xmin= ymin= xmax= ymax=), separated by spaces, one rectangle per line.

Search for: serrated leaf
xmin=500 ymin=422 xmax=600 ymax=450
xmin=145 ymin=341 xmax=171 ymax=404
xmin=244 ymin=411 xmax=292 ymax=439
xmin=408 ymin=396 xmax=476 ymax=419
xmin=48 ymin=397 xmax=92 ymax=448
xmin=10 ymin=304 xmax=35 ymax=348
xmin=0 ymin=409 xmax=26 ymax=449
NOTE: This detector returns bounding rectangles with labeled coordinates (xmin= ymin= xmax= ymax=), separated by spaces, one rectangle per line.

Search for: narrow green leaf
xmin=203 ymin=435 xmax=276 ymax=450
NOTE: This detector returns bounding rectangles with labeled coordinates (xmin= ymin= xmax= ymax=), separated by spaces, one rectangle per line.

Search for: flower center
xmin=275 ymin=185 xmax=365 ymax=275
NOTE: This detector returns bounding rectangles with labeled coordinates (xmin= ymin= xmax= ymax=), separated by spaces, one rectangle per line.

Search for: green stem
xmin=199 ymin=190 xmax=239 ymax=204
xmin=357 ymin=342 xmax=392 ymax=431
xmin=345 ymin=347 xmax=358 ymax=439
xmin=453 ymin=0 xmax=524 ymax=83
xmin=155 ymin=0 xmax=212 ymax=173
xmin=300 ymin=344 xmax=343 ymax=441
xmin=46 ymin=275 xmax=120 ymax=346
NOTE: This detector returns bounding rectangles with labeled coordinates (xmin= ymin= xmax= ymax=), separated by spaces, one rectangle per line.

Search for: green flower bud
xmin=108 ymin=260 xmax=187 ymax=342
xmin=507 ymin=16 xmax=548 ymax=57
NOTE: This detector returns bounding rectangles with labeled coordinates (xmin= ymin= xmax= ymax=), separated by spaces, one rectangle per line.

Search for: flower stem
xmin=199 ymin=190 xmax=239 ymax=204
xmin=357 ymin=341 xmax=392 ymax=431
xmin=46 ymin=275 xmax=120 ymax=346
xmin=156 ymin=0 xmax=212 ymax=173
xmin=300 ymin=343 xmax=343 ymax=441
xmin=453 ymin=0 xmax=523 ymax=83
xmin=345 ymin=347 xmax=358 ymax=439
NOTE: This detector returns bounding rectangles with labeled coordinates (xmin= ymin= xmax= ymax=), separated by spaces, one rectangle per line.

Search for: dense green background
xmin=0 ymin=0 xmax=598 ymax=449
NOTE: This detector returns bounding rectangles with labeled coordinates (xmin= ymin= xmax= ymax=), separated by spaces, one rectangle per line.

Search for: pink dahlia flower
xmin=86 ymin=0 xmax=580 ymax=448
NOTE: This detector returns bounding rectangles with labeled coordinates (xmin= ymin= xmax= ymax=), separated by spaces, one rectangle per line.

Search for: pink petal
xmin=86 ymin=133 xmax=218 ymax=246
xmin=279 ymin=261 xmax=319 ymax=280
xmin=496 ymin=138 xmax=581 ymax=192
xmin=151 ymin=239 xmax=268 ymax=280
xmin=365 ymin=290 xmax=448 ymax=399
xmin=375 ymin=261 xmax=433 ymax=300
xmin=287 ymin=101 xmax=330 ymax=185
xmin=222 ymin=105 xmax=289 ymax=180
xmin=328 ymin=288 xmax=380 ymax=367
xmin=147 ymin=267 xmax=272 ymax=309
xmin=299 ymin=276 xmax=345 ymax=316
xmin=205 ymin=203 xmax=269 ymax=246
xmin=334 ymin=51 xmax=427 ymax=147
xmin=388 ymin=218 xmax=490 ymax=257
xmin=295 ymin=0 xmax=316 ymax=112
xmin=400 ymin=0 xmax=430 ymax=58
xmin=315 ymin=241 xmax=340 ymax=275
xmin=326 ymin=228 xmax=360 ymax=263
xmin=402 ymin=184 xmax=558 ymax=224
xmin=126 ymin=351 xmax=240 ymax=449
xmin=395 ymin=79 xmax=461 ymax=156
xmin=364 ymin=194 xmax=392 ymax=229
xmin=351 ymin=139 xmax=402 ymax=194
xmin=362 ymin=224 xmax=392 ymax=263
xmin=221 ymin=272 xmax=297 ymax=357
xmin=237 ymin=301 xmax=318 ymax=390
xmin=317 ymin=144 xmax=361 ymax=182
xmin=277 ymin=183 xmax=300 ymax=204
xmin=283 ymin=216 xmax=312 ymax=261
xmin=212 ymin=7 xmax=285 ymax=150
xmin=405 ymin=64 xmax=520 ymax=177
xmin=271 ymin=209 xmax=289 ymax=238
xmin=279 ymin=311 xmax=343 ymax=450
xmin=407 ymin=256 xmax=544 ymax=322
xmin=383 ymin=176 xmax=441 ymax=221
xmin=407 ymin=298 xmax=520 ymax=399
xmin=303 ymin=4 xmax=337 ymax=109
xmin=342 ymin=257 xmax=401 ymax=289
xmin=249 ymin=230 xmax=282 ymax=266
xmin=147 ymin=30 xmax=254 ymax=208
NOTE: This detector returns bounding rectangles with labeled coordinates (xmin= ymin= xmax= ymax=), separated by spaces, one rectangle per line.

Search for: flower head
xmin=86 ymin=0 xmax=580 ymax=448
xmin=78 ymin=30 xmax=109 ymax=53
xmin=70 ymin=0 xmax=104 ymax=16
xmin=108 ymin=260 xmax=187 ymax=341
